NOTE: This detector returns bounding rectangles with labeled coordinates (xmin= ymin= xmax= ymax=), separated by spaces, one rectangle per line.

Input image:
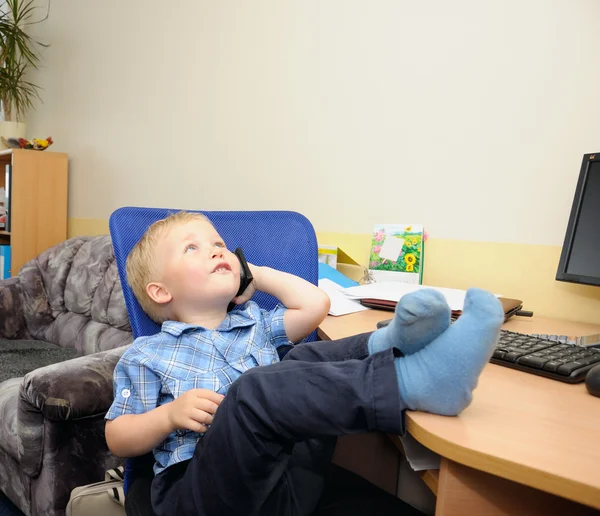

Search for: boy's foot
xmin=395 ymin=288 xmax=504 ymax=416
xmin=368 ymin=289 xmax=451 ymax=356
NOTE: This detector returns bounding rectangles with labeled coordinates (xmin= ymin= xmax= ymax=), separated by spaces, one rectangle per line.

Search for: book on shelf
xmin=369 ymin=224 xmax=424 ymax=284
xmin=0 ymin=244 xmax=11 ymax=279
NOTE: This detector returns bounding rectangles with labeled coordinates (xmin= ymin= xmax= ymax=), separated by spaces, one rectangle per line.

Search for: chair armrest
xmin=17 ymin=345 xmax=128 ymax=477
xmin=0 ymin=277 xmax=29 ymax=339
xmin=19 ymin=345 xmax=128 ymax=421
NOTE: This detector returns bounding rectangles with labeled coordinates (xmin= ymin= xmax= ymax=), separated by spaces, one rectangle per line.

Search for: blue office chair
xmin=108 ymin=207 xmax=319 ymax=510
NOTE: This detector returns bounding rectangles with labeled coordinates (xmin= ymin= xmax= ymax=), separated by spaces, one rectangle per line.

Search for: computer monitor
xmin=556 ymin=152 xmax=600 ymax=286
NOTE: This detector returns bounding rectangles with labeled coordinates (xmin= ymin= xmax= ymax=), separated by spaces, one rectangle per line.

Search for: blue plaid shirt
xmin=105 ymin=301 xmax=289 ymax=475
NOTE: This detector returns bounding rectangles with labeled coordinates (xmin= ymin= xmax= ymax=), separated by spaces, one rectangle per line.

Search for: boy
xmin=105 ymin=211 xmax=504 ymax=516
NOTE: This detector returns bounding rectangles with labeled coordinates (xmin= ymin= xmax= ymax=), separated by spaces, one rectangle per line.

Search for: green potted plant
xmin=0 ymin=0 xmax=48 ymax=148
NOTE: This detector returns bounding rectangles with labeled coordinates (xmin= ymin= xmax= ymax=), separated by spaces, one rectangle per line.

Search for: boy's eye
xmin=184 ymin=244 xmax=198 ymax=253
xmin=214 ymin=242 xmax=226 ymax=249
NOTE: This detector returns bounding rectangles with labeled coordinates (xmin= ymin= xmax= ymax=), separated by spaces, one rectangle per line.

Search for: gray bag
xmin=65 ymin=466 xmax=126 ymax=516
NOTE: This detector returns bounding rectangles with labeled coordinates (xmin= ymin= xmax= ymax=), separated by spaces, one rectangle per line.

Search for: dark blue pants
xmin=151 ymin=333 xmax=405 ymax=516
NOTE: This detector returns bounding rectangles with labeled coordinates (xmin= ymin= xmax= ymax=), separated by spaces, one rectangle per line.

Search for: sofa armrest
xmin=19 ymin=345 xmax=128 ymax=421
xmin=0 ymin=277 xmax=29 ymax=339
xmin=17 ymin=345 xmax=128 ymax=476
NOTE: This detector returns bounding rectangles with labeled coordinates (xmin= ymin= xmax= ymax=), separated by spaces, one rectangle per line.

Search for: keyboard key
xmin=579 ymin=356 xmax=600 ymax=367
xmin=557 ymin=361 xmax=586 ymax=375
xmin=504 ymin=351 xmax=527 ymax=362
xmin=543 ymin=361 xmax=563 ymax=372
xmin=517 ymin=356 xmax=548 ymax=369
xmin=531 ymin=344 xmax=553 ymax=352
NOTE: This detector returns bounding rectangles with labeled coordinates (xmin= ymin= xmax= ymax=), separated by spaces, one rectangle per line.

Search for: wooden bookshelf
xmin=0 ymin=149 xmax=68 ymax=276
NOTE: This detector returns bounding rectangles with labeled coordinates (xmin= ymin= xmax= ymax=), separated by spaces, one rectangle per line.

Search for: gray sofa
xmin=0 ymin=236 xmax=133 ymax=516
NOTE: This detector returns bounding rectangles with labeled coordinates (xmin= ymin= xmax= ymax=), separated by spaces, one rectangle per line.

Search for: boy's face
xmin=151 ymin=219 xmax=241 ymax=315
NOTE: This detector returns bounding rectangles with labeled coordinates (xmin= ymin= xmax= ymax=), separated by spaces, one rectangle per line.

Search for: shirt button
xmin=121 ymin=389 xmax=131 ymax=399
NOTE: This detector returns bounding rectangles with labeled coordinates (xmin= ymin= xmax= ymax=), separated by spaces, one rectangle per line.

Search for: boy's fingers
xmin=194 ymin=389 xmax=225 ymax=405
xmin=192 ymin=409 xmax=213 ymax=425
xmin=232 ymin=282 xmax=257 ymax=305
xmin=195 ymin=398 xmax=220 ymax=415
xmin=186 ymin=420 xmax=208 ymax=433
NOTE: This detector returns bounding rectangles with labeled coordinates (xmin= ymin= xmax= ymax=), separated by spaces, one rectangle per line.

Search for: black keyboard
xmin=491 ymin=330 xmax=600 ymax=383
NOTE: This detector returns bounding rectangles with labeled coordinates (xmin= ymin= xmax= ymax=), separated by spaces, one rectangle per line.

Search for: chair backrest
xmin=109 ymin=207 xmax=319 ymax=340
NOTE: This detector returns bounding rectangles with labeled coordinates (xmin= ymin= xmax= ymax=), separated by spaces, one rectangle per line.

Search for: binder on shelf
xmin=0 ymin=245 xmax=11 ymax=279
xmin=0 ymin=186 xmax=5 ymax=230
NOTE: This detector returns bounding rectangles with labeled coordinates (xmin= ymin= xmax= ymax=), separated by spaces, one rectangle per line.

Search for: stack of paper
xmin=319 ymin=280 xmax=499 ymax=317
xmin=343 ymin=282 xmax=470 ymax=311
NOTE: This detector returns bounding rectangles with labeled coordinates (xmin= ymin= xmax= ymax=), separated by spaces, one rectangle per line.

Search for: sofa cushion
xmin=19 ymin=236 xmax=132 ymax=355
xmin=0 ymin=278 xmax=28 ymax=340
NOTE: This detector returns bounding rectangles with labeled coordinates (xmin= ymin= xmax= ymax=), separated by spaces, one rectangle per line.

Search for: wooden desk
xmin=320 ymin=312 xmax=600 ymax=515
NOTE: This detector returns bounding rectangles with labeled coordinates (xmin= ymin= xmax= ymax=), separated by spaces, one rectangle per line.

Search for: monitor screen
xmin=556 ymin=153 xmax=600 ymax=286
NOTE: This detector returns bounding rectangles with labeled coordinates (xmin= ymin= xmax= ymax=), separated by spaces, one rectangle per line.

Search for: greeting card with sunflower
xmin=369 ymin=224 xmax=424 ymax=284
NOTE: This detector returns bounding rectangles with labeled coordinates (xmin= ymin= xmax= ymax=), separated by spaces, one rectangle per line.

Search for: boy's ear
xmin=146 ymin=282 xmax=172 ymax=305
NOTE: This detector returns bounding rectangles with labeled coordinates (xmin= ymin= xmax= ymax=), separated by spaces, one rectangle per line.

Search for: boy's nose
xmin=211 ymin=247 xmax=224 ymax=259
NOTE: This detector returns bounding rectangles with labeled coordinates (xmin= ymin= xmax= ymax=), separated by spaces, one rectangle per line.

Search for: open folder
xmin=343 ymin=283 xmax=523 ymax=321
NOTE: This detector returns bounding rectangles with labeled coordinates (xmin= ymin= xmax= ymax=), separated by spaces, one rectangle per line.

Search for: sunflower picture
xmin=369 ymin=224 xmax=424 ymax=283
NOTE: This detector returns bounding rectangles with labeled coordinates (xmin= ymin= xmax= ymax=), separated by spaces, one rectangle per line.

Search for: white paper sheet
xmin=379 ymin=236 xmax=405 ymax=262
xmin=399 ymin=432 xmax=441 ymax=471
xmin=318 ymin=279 xmax=371 ymax=316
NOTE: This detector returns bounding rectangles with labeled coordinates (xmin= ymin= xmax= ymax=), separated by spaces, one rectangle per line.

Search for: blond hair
xmin=126 ymin=211 xmax=212 ymax=323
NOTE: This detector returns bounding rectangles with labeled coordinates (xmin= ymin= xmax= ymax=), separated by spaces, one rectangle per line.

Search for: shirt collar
xmin=161 ymin=306 xmax=257 ymax=337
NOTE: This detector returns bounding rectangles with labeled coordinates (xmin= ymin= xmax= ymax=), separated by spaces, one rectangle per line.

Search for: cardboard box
xmin=318 ymin=246 xmax=365 ymax=283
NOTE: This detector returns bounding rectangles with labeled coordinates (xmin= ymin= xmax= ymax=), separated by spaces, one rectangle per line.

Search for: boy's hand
xmin=167 ymin=389 xmax=224 ymax=433
xmin=245 ymin=266 xmax=330 ymax=343
xmin=231 ymin=263 xmax=260 ymax=305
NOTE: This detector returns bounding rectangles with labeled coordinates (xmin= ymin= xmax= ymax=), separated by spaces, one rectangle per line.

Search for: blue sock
xmin=395 ymin=288 xmax=504 ymax=416
xmin=368 ymin=289 xmax=451 ymax=356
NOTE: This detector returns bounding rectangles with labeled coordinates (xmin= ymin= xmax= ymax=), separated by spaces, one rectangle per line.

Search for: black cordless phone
xmin=228 ymin=248 xmax=254 ymax=312
xmin=234 ymin=247 xmax=253 ymax=297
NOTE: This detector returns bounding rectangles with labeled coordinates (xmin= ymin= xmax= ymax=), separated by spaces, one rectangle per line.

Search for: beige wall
xmin=29 ymin=1 xmax=600 ymax=324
